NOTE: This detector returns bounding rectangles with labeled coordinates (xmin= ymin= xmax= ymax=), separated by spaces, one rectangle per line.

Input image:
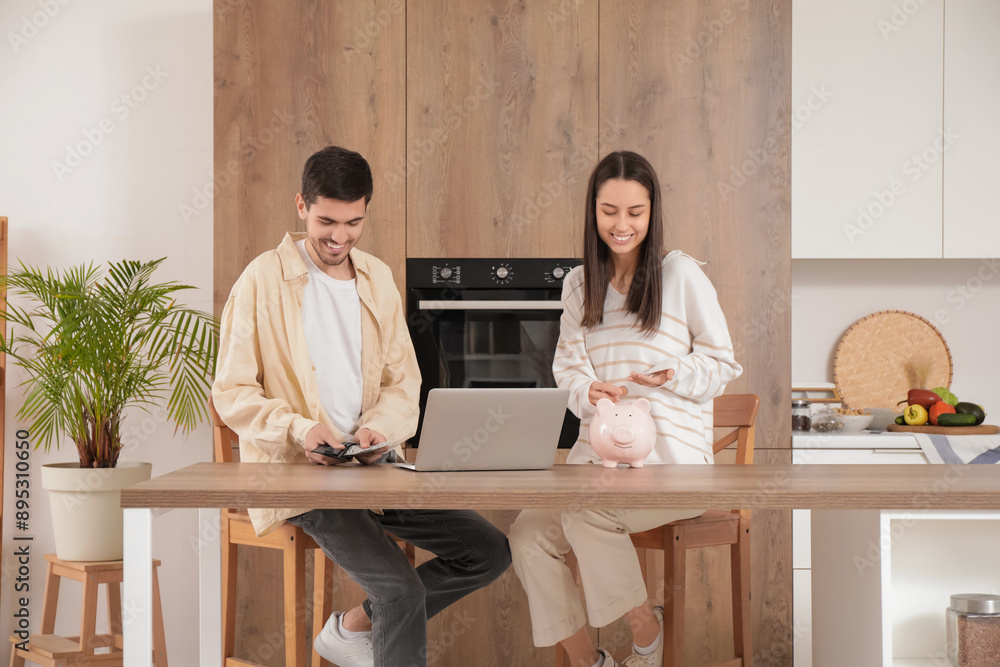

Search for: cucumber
xmin=936 ymin=413 xmax=978 ymax=427
xmin=955 ymin=402 xmax=986 ymax=425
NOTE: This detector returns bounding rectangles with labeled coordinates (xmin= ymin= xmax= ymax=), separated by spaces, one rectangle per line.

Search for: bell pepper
xmin=929 ymin=401 xmax=956 ymax=425
xmin=903 ymin=404 xmax=929 ymax=426
xmin=898 ymin=389 xmax=942 ymax=410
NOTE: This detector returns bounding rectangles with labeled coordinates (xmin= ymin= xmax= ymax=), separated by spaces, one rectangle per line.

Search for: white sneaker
xmin=313 ymin=611 xmax=374 ymax=667
xmin=621 ymin=605 xmax=664 ymax=666
xmin=597 ymin=648 xmax=620 ymax=666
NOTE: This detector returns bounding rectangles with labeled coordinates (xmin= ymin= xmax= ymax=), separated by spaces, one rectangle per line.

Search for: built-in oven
xmin=406 ymin=258 xmax=582 ymax=448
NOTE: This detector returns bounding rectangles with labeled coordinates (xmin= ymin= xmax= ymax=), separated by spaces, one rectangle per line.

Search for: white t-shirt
xmin=295 ymin=240 xmax=364 ymax=436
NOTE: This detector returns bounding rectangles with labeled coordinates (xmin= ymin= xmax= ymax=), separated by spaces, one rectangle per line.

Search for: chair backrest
xmin=208 ymin=396 xmax=238 ymax=464
xmin=711 ymin=394 xmax=760 ymax=465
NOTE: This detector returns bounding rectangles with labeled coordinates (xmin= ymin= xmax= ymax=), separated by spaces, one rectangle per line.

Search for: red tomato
xmin=929 ymin=401 xmax=956 ymax=425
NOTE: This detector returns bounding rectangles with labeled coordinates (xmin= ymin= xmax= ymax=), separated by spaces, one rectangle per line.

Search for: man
xmin=212 ymin=146 xmax=511 ymax=667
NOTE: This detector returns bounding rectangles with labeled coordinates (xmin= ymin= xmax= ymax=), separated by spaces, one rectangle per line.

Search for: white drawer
xmin=792 ymin=449 xmax=928 ymax=465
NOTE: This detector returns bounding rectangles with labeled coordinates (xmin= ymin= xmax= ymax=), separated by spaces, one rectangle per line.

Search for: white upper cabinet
xmin=943 ymin=0 xmax=1000 ymax=258
xmin=792 ymin=0 xmax=945 ymax=258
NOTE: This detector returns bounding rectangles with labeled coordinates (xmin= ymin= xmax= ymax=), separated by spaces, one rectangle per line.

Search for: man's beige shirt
xmin=212 ymin=232 xmax=420 ymax=536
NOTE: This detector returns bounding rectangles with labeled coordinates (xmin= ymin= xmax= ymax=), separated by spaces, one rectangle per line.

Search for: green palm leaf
xmin=0 ymin=258 xmax=219 ymax=468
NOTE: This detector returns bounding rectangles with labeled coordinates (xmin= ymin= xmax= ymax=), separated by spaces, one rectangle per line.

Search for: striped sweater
xmin=553 ymin=251 xmax=743 ymax=465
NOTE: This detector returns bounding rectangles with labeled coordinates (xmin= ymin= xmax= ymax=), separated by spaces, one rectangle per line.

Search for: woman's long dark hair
xmin=581 ymin=151 xmax=664 ymax=336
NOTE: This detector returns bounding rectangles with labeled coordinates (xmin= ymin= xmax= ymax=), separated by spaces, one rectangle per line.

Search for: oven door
xmin=408 ymin=289 xmax=580 ymax=448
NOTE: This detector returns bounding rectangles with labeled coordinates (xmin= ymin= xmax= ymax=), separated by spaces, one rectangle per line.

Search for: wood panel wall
xmin=1 ymin=217 xmax=7 ymax=562
xmin=214 ymin=1 xmax=405 ymax=662
xmin=406 ymin=0 xmax=597 ymax=258
xmin=598 ymin=2 xmax=793 ymax=664
xmin=214 ymin=1 xmax=792 ymax=665
xmin=214 ymin=0 xmax=406 ymax=299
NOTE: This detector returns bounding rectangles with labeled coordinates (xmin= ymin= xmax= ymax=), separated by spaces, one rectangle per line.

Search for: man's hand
xmin=304 ymin=424 xmax=349 ymax=466
xmin=352 ymin=427 xmax=389 ymax=465
xmin=627 ymin=369 xmax=674 ymax=387
xmin=588 ymin=382 xmax=627 ymax=406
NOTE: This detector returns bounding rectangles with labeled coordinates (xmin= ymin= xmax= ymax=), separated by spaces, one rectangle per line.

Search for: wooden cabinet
xmin=214 ymin=0 xmax=407 ymax=295
xmin=793 ymin=0 xmax=1000 ymax=259
xmin=215 ymin=1 xmax=792 ymax=664
xmin=943 ymin=0 xmax=1000 ymax=257
xmin=791 ymin=0 xmax=944 ymax=258
xmin=214 ymin=2 xmax=407 ymax=660
xmin=600 ymin=3 xmax=793 ymax=662
xmin=405 ymin=0 xmax=597 ymax=259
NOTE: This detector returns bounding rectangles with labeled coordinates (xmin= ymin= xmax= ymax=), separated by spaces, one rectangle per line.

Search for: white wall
xmin=0 ymin=1 xmax=212 ymax=664
xmin=792 ymin=259 xmax=1000 ymax=416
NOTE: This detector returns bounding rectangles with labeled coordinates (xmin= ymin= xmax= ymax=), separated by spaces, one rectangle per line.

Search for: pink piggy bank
xmin=589 ymin=398 xmax=656 ymax=468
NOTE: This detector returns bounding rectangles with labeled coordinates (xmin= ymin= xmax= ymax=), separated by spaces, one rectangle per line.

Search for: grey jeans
xmin=286 ymin=506 xmax=511 ymax=667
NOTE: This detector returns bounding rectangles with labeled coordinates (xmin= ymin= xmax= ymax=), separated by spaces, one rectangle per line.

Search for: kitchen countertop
xmin=122 ymin=462 xmax=1000 ymax=510
xmin=792 ymin=430 xmax=920 ymax=449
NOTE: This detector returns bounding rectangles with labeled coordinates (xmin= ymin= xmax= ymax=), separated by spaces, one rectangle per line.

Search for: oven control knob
xmin=552 ymin=266 xmax=566 ymax=280
xmin=495 ymin=266 xmax=509 ymax=280
xmin=439 ymin=267 xmax=453 ymax=280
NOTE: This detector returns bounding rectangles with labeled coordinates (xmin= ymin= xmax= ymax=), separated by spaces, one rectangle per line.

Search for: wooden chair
xmin=8 ymin=555 xmax=167 ymax=667
xmin=209 ymin=397 xmax=415 ymax=667
xmin=555 ymin=393 xmax=760 ymax=667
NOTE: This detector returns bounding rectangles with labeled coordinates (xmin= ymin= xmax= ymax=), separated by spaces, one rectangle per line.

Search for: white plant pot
xmin=40 ymin=462 xmax=152 ymax=561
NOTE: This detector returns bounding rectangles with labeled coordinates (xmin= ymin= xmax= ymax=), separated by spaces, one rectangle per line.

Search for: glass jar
xmin=792 ymin=400 xmax=811 ymax=432
xmin=946 ymin=593 xmax=1000 ymax=666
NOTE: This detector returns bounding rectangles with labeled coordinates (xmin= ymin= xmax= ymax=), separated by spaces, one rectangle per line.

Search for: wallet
xmin=312 ymin=440 xmax=391 ymax=460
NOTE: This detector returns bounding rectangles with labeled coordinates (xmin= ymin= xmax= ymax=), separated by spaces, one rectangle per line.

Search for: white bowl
xmin=837 ymin=413 xmax=874 ymax=432
xmin=865 ymin=407 xmax=897 ymax=431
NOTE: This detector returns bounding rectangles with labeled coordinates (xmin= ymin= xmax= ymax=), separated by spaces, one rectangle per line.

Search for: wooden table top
xmin=120 ymin=462 xmax=1000 ymax=510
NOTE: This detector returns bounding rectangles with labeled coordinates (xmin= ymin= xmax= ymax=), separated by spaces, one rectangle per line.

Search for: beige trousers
xmin=509 ymin=507 xmax=705 ymax=647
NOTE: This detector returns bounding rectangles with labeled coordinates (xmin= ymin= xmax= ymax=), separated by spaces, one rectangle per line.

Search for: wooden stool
xmin=8 ymin=555 xmax=167 ymax=667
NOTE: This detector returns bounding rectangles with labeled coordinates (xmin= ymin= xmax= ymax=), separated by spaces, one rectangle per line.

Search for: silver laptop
xmin=392 ymin=388 xmax=569 ymax=471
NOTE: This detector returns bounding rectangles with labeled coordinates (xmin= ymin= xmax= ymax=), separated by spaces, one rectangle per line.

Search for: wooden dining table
xmin=119 ymin=461 xmax=1000 ymax=666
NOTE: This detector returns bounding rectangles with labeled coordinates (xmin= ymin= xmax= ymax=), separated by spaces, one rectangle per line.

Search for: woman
xmin=509 ymin=151 xmax=742 ymax=667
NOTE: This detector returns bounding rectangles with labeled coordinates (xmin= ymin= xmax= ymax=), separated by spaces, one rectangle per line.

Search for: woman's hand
xmin=627 ymin=369 xmax=674 ymax=387
xmin=589 ymin=382 xmax=627 ymax=406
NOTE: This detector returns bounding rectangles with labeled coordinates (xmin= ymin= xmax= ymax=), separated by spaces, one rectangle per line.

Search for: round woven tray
xmin=832 ymin=310 xmax=953 ymax=410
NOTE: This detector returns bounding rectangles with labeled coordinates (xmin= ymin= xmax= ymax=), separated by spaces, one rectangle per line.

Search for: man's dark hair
xmin=301 ymin=146 xmax=373 ymax=208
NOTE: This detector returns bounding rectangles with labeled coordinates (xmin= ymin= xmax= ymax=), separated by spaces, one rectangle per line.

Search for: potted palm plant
xmin=0 ymin=257 xmax=218 ymax=560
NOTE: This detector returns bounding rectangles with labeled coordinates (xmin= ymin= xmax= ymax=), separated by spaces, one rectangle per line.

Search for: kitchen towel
xmin=913 ymin=433 xmax=1000 ymax=464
